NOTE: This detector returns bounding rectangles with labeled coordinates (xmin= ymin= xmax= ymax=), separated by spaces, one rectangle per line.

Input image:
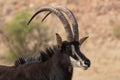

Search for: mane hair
xmin=15 ymin=45 xmax=57 ymax=66
xmin=39 ymin=45 xmax=57 ymax=62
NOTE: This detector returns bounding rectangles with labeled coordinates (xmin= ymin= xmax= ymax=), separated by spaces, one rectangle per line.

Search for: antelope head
xmin=28 ymin=6 xmax=91 ymax=70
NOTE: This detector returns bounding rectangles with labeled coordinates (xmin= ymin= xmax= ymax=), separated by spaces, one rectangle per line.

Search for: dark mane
xmin=39 ymin=45 xmax=57 ymax=62
xmin=15 ymin=45 xmax=57 ymax=66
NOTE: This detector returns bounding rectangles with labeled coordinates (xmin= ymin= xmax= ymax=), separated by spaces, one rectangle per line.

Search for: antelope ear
xmin=56 ymin=33 xmax=62 ymax=48
xmin=79 ymin=36 xmax=89 ymax=45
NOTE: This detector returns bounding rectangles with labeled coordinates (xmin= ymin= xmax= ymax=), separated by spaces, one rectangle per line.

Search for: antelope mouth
xmin=79 ymin=61 xmax=90 ymax=70
xmin=80 ymin=64 xmax=89 ymax=70
xmin=70 ymin=57 xmax=90 ymax=70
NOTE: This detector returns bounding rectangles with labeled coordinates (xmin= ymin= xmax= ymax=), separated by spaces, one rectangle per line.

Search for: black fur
xmin=0 ymin=42 xmax=73 ymax=80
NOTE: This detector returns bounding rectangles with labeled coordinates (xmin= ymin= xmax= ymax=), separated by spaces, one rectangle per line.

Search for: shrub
xmin=5 ymin=11 xmax=50 ymax=61
xmin=113 ymin=26 xmax=120 ymax=39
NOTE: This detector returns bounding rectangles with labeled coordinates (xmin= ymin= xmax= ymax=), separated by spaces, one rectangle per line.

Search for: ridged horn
xmin=42 ymin=6 xmax=79 ymax=41
xmin=28 ymin=6 xmax=73 ymax=41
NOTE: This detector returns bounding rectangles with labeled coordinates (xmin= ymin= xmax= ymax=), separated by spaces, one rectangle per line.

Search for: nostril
xmin=84 ymin=60 xmax=91 ymax=67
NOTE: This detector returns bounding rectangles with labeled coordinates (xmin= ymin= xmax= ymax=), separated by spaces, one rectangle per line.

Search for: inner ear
xmin=79 ymin=36 xmax=89 ymax=45
xmin=56 ymin=33 xmax=62 ymax=48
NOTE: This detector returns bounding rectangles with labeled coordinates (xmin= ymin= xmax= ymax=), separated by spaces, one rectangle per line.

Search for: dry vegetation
xmin=0 ymin=0 xmax=120 ymax=80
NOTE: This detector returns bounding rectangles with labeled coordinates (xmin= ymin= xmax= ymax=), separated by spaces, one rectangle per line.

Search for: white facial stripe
xmin=71 ymin=45 xmax=82 ymax=61
xmin=69 ymin=56 xmax=82 ymax=67
xmin=70 ymin=45 xmax=89 ymax=70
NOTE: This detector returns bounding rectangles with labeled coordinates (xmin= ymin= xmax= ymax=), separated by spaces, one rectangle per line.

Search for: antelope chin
xmin=69 ymin=57 xmax=89 ymax=70
xmin=81 ymin=65 xmax=89 ymax=70
xmin=75 ymin=64 xmax=89 ymax=70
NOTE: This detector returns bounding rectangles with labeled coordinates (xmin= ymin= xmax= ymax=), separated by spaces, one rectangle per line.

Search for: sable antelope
xmin=0 ymin=6 xmax=90 ymax=80
xmin=15 ymin=6 xmax=91 ymax=70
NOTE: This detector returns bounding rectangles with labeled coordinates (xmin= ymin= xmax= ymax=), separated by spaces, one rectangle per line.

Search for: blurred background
xmin=0 ymin=0 xmax=120 ymax=80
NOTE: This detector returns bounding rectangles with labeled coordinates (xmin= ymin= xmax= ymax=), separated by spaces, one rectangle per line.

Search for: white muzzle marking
xmin=70 ymin=45 xmax=88 ymax=70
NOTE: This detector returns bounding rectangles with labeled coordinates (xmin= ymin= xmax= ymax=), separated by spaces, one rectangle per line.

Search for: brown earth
xmin=0 ymin=0 xmax=120 ymax=80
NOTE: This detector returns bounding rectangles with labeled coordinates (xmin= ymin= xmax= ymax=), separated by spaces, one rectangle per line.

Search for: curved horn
xmin=28 ymin=6 xmax=73 ymax=41
xmin=56 ymin=6 xmax=79 ymax=41
xmin=42 ymin=6 xmax=79 ymax=41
